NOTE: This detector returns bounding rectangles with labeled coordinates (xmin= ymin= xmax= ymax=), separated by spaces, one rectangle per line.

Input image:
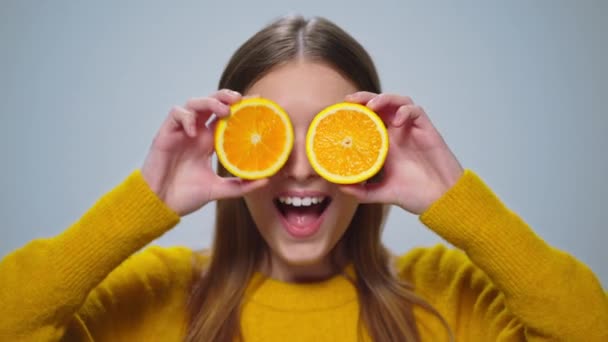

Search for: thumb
xmin=338 ymin=182 xmax=386 ymax=204
xmin=215 ymin=177 xmax=269 ymax=199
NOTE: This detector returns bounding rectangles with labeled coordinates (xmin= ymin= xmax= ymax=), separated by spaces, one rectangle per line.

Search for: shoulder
xmin=121 ymin=245 xmax=211 ymax=283
xmin=392 ymin=244 xmax=507 ymax=330
xmin=94 ymin=246 xmax=211 ymax=298
xmin=393 ymin=244 xmax=494 ymax=297
xmin=394 ymin=244 xmax=468 ymax=275
xmin=74 ymin=246 xmax=212 ymax=334
xmin=79 ymin=246 xmax=212 ymax=316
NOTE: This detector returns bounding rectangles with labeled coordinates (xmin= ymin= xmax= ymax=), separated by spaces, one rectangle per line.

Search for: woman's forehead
xmin=245 ymin=61 xmax=358 ymax=121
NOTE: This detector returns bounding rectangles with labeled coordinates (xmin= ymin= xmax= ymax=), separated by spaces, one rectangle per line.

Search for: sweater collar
xmin=244 ymin=264 xmax=358 ymax=311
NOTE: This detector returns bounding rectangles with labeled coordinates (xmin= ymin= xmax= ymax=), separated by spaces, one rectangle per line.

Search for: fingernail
xmin=229 ymin=90 xmax=241 ymax=96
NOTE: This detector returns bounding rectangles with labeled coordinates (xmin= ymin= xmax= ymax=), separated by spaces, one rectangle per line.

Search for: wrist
xmin=405 ymin=167 xmax=465 ymax=215
xmin=141 ymin=170 xmax=159 ymax=195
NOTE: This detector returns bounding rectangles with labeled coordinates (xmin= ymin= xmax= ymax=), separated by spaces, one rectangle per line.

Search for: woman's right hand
xmin=141 ymin=89 xmax=268 ymax=216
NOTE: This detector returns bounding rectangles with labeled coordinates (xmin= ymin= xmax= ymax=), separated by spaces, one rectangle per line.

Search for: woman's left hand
xmin=340 ymin=92 xmax=464 ymax=215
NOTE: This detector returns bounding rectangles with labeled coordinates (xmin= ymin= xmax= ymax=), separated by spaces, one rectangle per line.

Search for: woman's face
xmin=243 ymin=61 xmax=360 ymax=278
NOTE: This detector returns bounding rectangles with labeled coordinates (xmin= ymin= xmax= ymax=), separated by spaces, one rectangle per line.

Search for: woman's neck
xmin=259 ymin=243 xmax=349 ymax=283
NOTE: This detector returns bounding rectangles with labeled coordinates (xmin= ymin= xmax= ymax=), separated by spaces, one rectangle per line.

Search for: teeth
xmin=278 ymin=196 xmax=326 ymax=207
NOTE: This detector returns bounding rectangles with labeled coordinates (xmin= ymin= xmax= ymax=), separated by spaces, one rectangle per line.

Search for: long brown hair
xmin=186 ymin=15 xmax=449 ymax=341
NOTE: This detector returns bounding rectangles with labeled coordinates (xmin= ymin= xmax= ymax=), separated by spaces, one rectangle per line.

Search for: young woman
xmin=1 ymin=16 xmax=606 ymax=342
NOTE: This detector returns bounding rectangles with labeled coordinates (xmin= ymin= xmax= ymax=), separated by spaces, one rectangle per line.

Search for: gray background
xmin=1 ymin=0 xmax=606 ymax=286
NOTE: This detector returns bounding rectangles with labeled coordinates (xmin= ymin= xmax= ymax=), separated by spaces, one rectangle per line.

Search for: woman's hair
xmin=186 ymin=15 xmax=449 ymax=341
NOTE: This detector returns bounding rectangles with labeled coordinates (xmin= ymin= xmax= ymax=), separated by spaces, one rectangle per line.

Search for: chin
xmin=275 ymin=241 xmax=330 ymax=266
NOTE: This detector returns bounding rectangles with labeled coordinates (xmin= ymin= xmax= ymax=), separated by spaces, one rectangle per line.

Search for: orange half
xmin=306 ymin=103 xmax=388 ymax=184
xmin=215 ymin=98 xmax=294 ymax=179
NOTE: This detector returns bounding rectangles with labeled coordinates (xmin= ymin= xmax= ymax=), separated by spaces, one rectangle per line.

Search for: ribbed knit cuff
xmin=419 ymin=169 xmax=553 ymax=292
xmin=55 ymin=170 xmax=181 ymax=294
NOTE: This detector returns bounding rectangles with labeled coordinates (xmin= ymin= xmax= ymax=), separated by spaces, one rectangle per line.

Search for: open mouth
xmin=273 ymin=195 xmax=332 ymax=237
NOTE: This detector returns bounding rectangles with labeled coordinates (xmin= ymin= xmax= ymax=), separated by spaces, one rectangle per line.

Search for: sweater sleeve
xmin=399 ymin=169 xmax=608 ymax=341
xmin=0 ymin=170 xmax=181 ymax=341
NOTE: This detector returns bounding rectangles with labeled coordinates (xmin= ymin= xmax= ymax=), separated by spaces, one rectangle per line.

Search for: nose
xmin=281 ymin=134 xmax=317 ymax=181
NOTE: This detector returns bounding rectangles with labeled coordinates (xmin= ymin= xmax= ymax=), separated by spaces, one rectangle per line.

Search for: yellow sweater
xmin=0 ymin=170 xmax=606 ymax=341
